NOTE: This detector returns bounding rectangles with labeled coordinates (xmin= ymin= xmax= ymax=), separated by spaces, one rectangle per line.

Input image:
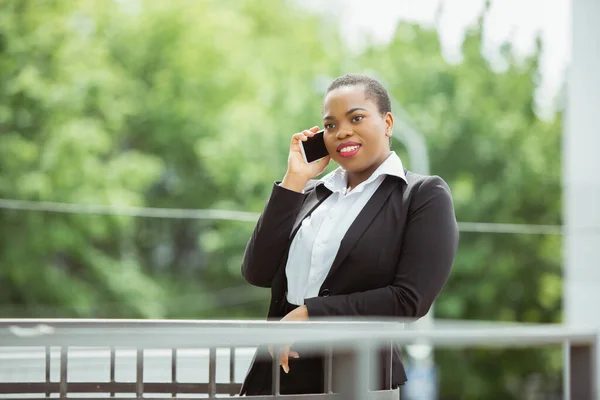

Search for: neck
xmin=346 ymin=151 xmax=391 ymax=190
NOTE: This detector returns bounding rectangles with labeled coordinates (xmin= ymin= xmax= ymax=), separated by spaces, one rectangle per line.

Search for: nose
xmin=335 ymin=128 xmax=353 ymax=141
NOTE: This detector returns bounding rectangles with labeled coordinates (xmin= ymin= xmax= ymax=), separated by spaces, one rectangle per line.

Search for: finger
xmin=309 ymin=126 xmax=320 ymax=133
xmin=292 ymin=132 xmax=308 ymax=142
xmin=289 ymin=350 xmax=300 ymax=359
xmin=280 ymin=352 xmax=289 ymax=374
xmin=280 ymin=345 xmax=292 ymax=374
xmin=303 ymin=129 xmax=317 ymax=137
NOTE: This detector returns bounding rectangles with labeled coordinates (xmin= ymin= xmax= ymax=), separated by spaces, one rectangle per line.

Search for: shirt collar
xmin=319 ymin=151 xmax=407 ymax=194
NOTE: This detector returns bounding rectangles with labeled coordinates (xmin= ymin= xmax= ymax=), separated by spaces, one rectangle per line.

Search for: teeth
xmin=340 ymin=145 xmax=359 ymax=153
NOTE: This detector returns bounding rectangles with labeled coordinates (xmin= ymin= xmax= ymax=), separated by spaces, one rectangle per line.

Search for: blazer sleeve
xmin=304 ymin=175 xmax=459 ymax=318
xmin=241 ymin=182 xmax=307 ymax=288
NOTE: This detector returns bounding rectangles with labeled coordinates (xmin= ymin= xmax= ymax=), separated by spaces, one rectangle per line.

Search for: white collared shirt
xmin=285 ymin=151 xmax=407 ymax=305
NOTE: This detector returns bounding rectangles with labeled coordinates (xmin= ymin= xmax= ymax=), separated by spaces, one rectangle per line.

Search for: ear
xmin=384 ymin=112 xmax=394 ymax=137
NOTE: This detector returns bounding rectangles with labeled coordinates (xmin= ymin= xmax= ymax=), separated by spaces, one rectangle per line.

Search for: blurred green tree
xmin=0 ymin=0 xmax=167 ymax=318
xmin=0 ymin=0 xmax=343 ymax=317
xmin=90 ymin=0 xmax=345 ymax=313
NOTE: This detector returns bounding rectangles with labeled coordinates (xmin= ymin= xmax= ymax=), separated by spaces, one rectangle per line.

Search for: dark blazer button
xmin=321 ymin=289 xmax=330 ymax=297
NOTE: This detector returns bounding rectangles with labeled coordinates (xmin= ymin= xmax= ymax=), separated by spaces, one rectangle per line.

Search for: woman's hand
xmin=268 ymin=305 xmax=309 ymax=373
xmin=281 ymin=127 xmax=331 ymax=193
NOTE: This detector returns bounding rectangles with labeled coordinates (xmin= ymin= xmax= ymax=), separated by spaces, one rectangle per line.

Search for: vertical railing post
xmin=110 ymin=348 xmax=116 ymax=398
xmin=568 ymin=342 xmax=596 ymax=399
xmin=229 ymin=347 xmax=236 ymax=396
xmin=135 ymin=349 xmax=144 ymax=399
xmin=45 ymin=346 xmax=51 ymax=398
xmin=59 ymin=347 xmax=67 ymax=399
xmin=332 ymin=342 xmax=371 ymax=400
xmin=324 ymin=346 xmax=333 ymax=394
xmin=208 ymin=348 xmax=217 ymax=398
xmin=562 ymin=341 xmax=571 ymax=400
xmin=383 ymin=341 xmax=393 ymax=390
xmin=171 ymin=349 xmax=177 ymax=398
xmin=271 ymin=347 xmax=281 ymax=397
xmin=355 ymin=343 xmax=371 ymax=398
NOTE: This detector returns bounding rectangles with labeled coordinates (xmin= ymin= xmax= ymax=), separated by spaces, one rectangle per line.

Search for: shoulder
xmin=403 ymin=171 xmax=454 ymax=207
xmin=405 ymin=171 xmax=451 ymax=192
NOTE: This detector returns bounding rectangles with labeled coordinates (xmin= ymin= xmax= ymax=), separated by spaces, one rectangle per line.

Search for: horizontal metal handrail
xmin=0 ymin=319 xmax=598 ymax=399
xmin=0 ymin=319 xmax=596 ymax=349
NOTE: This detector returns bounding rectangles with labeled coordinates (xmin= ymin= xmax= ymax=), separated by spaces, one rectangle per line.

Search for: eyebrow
xmin=323 ymin=107 xmax=368 ymax=121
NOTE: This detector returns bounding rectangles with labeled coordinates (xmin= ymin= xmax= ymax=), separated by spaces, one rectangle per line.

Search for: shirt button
xmin=320 ymin=289 xmax=330 ymax=297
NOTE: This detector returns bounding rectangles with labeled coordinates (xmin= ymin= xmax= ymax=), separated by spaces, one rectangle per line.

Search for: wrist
xmin=281 ymin=172 xmax=309 ymax=193
xmin=299 ymin=304 xmax=309 ymax=318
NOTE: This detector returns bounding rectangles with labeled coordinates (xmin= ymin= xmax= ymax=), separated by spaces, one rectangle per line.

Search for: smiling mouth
xmin=337 ymin=144 xmax=361 ymax=158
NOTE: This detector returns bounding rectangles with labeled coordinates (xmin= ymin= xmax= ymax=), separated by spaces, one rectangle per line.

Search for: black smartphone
xmin=299 ymin=130 xmax=329 ymax=163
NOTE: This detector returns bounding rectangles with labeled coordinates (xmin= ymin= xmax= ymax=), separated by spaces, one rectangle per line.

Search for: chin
xmin=336 ymin=158 xmax=366 ymax=172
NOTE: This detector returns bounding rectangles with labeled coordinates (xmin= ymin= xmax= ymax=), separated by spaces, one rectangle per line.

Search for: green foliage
xmin=0 ymin=0 xmax=563 ymax=397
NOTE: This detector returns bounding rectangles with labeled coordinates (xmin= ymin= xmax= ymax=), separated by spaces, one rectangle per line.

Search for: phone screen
xmin=300 ymin=130 xmax=329 ymax=163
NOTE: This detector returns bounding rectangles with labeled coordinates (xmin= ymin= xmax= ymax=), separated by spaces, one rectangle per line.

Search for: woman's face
xmin=322 ymin=85 xmax=393 ymax=175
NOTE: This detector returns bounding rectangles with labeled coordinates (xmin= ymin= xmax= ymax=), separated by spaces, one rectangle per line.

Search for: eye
xmin=324 ymin=123 xmax=336 ymax=130
xmin=352 ymin=115 xmax=364 ymax=123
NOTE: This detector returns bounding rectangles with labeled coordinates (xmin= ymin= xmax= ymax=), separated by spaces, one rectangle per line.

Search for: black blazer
xmin=239 ymin=170 xmax=459 ymax=394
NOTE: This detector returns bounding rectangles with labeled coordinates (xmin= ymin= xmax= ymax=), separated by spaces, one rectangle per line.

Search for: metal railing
xmin=0 ymin=347 xmax=244 ymax=397
xmin=0 ymin=319 xmax=598 ymax=399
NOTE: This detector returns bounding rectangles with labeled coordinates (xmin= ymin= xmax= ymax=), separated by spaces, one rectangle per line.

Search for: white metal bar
xmin=1 ymin=320 xmax=596 ymax=349
xmin=0 ymin=198 xmax=574 ymax=235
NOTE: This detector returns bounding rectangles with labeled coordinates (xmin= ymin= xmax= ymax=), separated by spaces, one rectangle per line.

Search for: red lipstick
xmin=336 ymin=141 xmax=361 ymax=158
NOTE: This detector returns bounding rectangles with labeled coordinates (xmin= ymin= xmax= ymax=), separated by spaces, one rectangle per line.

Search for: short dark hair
xmin=326 ymin=74 xmax=392 ymax=115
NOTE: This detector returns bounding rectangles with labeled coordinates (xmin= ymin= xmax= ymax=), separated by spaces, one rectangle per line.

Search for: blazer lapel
xmin=325 ymin=175 xmax=403 ymax=281
xmin=290 ymin=183 xmax=331 ymax=239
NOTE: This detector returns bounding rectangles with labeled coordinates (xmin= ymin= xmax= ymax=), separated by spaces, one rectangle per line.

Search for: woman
xmin=239 ymin=74 xmax=459 ymax=395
